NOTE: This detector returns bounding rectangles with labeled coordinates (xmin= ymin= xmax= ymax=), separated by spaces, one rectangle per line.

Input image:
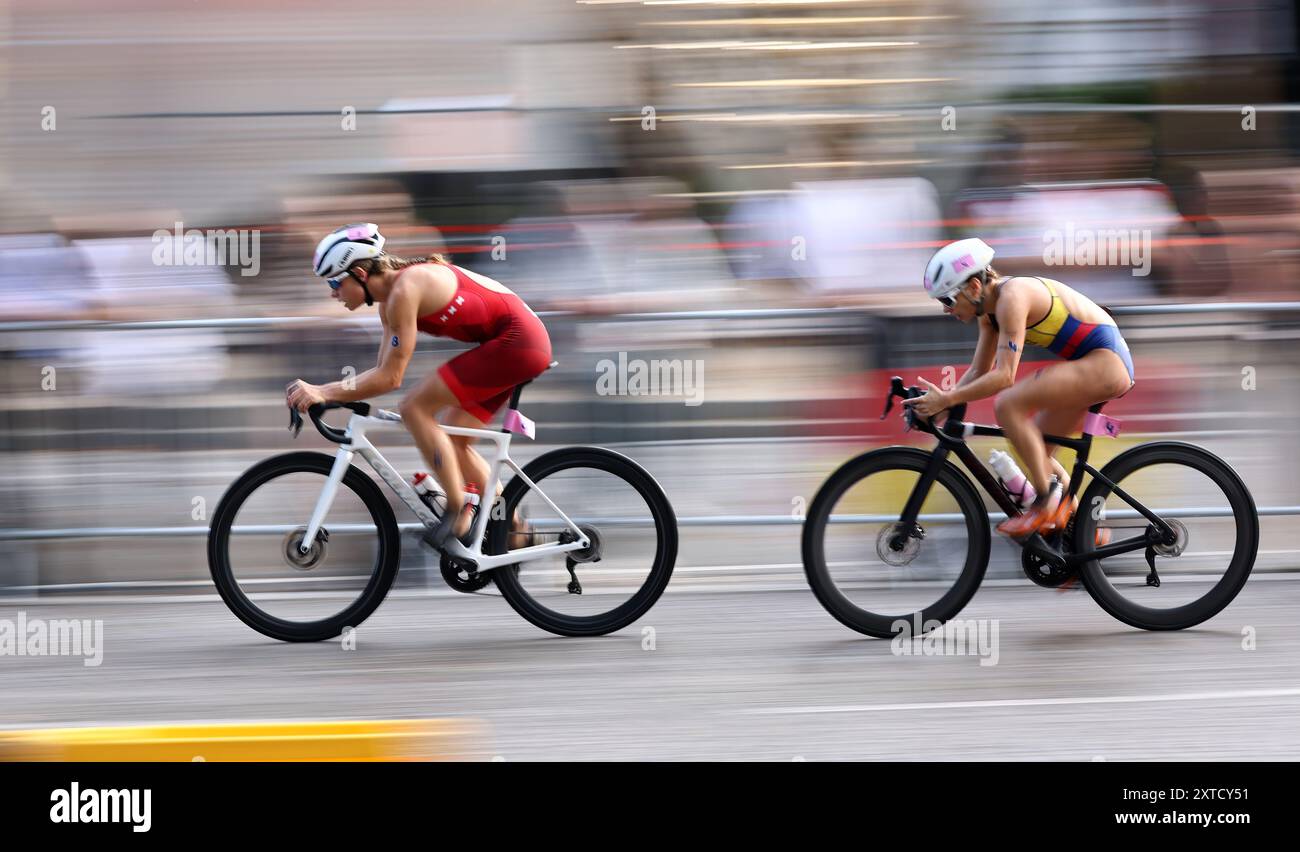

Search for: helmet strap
xmin=352 ymin=265 xmax=376 ymax=306
xmin=969 ymin=273 xmax=991 ymax=317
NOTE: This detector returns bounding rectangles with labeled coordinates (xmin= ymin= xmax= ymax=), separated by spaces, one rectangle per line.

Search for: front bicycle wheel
xmin=1074 ymin=441 xmax=1257 ymax=631
xmin=207 ymin=451 xmax=401 ymax=642
xmin=486 ymin=447 xmax=677 ymax=637
xmin=802 ymin=447 xmax=990 ymax=638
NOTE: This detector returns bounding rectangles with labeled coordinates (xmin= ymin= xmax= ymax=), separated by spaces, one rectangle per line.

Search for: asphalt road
xmin=2 ymin=573 xmax=1298 ymax=761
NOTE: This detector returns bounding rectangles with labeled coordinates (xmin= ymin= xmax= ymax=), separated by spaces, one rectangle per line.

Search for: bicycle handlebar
xmin=880 ymin=376 xmax=968 ymax=441
xmin=880 ymin=376 xmax=927 ymax=432
xmin=288 ymin=401 xmax=371 ymax=444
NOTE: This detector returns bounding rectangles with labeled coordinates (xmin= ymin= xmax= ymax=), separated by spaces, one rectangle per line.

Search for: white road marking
xmin=744 ymin=686 xmax=1300 ymax=716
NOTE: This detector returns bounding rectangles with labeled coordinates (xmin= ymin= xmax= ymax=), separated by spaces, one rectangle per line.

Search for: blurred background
xmin=2 ymin=0 xmax=1300 ymax=760
xmin=4 ymin=0 xmax=1298 ymax=589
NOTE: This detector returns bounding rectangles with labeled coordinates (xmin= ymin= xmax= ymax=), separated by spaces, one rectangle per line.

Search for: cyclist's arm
xmin=946 ymin=290 xmax=1027 ymax=406
xmin=377 ymin=309 xmax=390 ymax=370
xmin=956 ymin=315 xmax=998 ymax=388
xmin=321 ymin=285 xmax=418 ymax=403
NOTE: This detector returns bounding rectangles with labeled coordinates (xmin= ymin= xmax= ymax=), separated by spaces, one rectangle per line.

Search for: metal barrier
xmin=4 ymin=504 xmax=1300 ymax=542
xmin=4 ymin=301 xmax=1300 ymax=334
xmin=2 ymin=301 xmax=1298 ymax=546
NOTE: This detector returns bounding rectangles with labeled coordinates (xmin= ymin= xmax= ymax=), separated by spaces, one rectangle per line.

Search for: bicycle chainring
xmin=1022 ymin=547 xmax=1076 ymax=588
xmin=440 ymin=554 xmax=492 ymax=592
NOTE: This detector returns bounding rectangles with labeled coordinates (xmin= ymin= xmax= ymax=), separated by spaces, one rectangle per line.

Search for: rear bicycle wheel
xmin=801 ymin=447 xmax=990 ymax=638
xmin=1074 ymin=442 xmax=1258 ymax=631
xmin=486 ymin=447 xmax=677 ymax=637
xmin=207 ymin=452 xmax=401 ymax=642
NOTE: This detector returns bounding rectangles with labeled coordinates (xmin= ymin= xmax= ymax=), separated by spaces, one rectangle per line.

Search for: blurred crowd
xmin=0 ymin=147 xmax=1288 ymax=327
xmin=1 ymin=0 xmax=1299 ymax=397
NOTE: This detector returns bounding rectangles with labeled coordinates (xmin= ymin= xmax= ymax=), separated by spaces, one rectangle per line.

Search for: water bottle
xmin=411 ymin=472 xmax=448 ymax=517
xmin=989 ymin=450 xmax=1036 ymax=508
xmin=462 ymin=483 xmax=481 ymax=538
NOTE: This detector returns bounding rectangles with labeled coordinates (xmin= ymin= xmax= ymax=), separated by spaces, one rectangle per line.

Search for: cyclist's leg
xmin=427 ymin=319 xmax=549 ymax=542
xmin=994 ymin=352 xmax=1130 ymax=535
xmin=995 ymin=353 xmax=1130 ymax=495
xmin=1035 ymin=406 xmax=1088 ymax=488
xmin=443 ymin=407 xmax=493 ymax=497
xmin=401 ymin=373 xmax=472 ymax=537
xmin=1033 ymin=406 xmax=1090 ymax=530
xmin=443 ymin=402 xmax=534 ymax=548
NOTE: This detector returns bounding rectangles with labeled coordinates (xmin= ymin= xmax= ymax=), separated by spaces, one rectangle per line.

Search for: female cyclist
xmin=285 ymin=223 xmax=553 ymax=548
xmin=903 ymin=238 xmax=1135 ymax=539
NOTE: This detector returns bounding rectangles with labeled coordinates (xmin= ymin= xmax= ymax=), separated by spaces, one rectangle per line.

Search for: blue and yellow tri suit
xmin=992 ymin=277 xmax=1135 ymax=383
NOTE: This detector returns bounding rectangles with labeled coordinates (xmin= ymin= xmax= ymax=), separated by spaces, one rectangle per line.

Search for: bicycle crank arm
xmin=1021 ymin=534 xmax=1067 ymax=570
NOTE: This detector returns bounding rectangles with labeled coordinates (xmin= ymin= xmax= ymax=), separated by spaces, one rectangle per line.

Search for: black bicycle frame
xmin=898 ymin=401 xmax=1174 ymax=567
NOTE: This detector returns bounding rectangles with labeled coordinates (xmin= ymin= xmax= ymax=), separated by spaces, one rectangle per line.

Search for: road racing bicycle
xmin=802 ymin=377 xmax=1258 ymax=636
xmin=208 ymin=366 xmax=678 ymax=641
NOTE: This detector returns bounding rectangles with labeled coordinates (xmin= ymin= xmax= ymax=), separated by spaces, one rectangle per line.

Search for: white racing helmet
xmin=312 ymin=223 xmax=386 ymax=279
xmin=922 ymin=238 xmax=995 ymax=302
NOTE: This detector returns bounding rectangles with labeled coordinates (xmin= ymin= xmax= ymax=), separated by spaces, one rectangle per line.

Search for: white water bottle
xmin=989 ymin=450 xmax=1036 ymax=508
xmin=411 ymin=472 xmax=448 ymax=516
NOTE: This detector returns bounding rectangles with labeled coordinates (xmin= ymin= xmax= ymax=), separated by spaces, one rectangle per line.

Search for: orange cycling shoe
xmin=1047 ymin=494 xmax=1113 ymax=547
xmin=995 ymin=478 xmax=1063 ymax=539
xmin=1044 ymin=494 xmax=1078 ymax=532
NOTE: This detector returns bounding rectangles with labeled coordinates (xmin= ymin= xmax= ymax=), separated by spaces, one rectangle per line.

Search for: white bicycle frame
xmin=297 ymin=407 xmax=589 ymax=573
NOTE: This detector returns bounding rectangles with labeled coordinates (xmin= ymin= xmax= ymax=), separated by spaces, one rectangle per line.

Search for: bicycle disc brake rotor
xmin=876 ymin=523 xmax=921 ymax=566
xmin=282 ymin=526 xmax=327 ymax=571
xmin=1153 ymin=518 xmax=1189 ymax=557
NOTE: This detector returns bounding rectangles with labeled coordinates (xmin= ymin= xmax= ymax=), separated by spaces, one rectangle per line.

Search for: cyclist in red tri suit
xmin=286 ymin=223 xmax=552 ymax=547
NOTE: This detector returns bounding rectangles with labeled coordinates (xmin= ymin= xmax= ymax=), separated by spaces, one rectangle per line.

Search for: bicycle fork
xmin=297 ymin=446 xmax=363 ymax=554
xmin=298 ymin=443 xmax=444 ymax=555
xmin=893 ymin=444 xmax=951 ymax=549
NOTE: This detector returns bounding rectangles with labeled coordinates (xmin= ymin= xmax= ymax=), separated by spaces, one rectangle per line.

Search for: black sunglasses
xmin=938 ymin=294 xmax=956 ymax=308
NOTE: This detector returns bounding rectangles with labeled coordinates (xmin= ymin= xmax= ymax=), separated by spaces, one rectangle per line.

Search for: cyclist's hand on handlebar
xmin=285 ymin=379 xmax=327 ymax=413
xmin=899 ymin=376 xmax=950 ymax=419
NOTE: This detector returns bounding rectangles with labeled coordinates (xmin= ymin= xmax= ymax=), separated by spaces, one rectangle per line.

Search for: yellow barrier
xmin=0 ymin=718 xmax=487 ymax=762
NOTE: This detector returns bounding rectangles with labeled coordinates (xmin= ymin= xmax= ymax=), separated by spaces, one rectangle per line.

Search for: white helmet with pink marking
xmin=923 ymin=237 xmax=995 ymax=302
xmin=312 ymin=223 xmax=386 ymax=279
